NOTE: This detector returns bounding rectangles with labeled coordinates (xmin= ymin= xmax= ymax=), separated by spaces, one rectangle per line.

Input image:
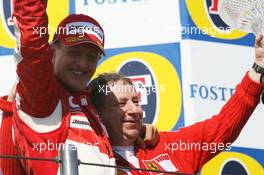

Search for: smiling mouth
xmin=71 ymin=70 xmax=87 ymax=76
xmin=123 ymin=120 xmax=138 ymax=123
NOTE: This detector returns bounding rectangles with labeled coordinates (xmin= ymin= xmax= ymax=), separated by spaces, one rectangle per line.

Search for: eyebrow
xmin=117 ymin=95 xmax=138 ymax=101
xmin=117 ymin=97 xmax=127 ymax=101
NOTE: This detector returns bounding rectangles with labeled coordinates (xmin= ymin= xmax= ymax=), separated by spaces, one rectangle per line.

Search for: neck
xmin=112 ymin=145 xmax=134 ymax=151
xmin=110 ymin=138 xmax=135 ymax=147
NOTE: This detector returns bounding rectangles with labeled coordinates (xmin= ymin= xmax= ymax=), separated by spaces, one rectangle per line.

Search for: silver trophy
xmin=218 ymin=0 xmax=264 ymax=34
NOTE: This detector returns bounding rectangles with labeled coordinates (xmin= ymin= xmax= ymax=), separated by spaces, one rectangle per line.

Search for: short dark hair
xmin=89 ymin=72 xmax=134 ymax=111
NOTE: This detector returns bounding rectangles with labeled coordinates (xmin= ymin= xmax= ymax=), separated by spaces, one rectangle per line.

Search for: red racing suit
xmin=0 ymin=96 xmax=26 ymax=175
xmin=115 ymin=72 xmax=264 ymax=175
xmin=11 ymin=0 xmax=115 ymax=175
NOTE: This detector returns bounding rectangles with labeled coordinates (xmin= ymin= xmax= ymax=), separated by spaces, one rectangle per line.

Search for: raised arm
xmin=165 ymin=36 xmax=264 ymax=173
xmin=13 ymin=0 xmax=59 ymax=117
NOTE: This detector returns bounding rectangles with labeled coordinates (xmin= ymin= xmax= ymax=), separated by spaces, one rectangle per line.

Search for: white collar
xmin=112 ymin=145 xmax=134 ymax=152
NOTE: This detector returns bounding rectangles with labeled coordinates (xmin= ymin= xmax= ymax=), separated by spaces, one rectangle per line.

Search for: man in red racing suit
xmin=88 ymin=63 xmax=264 ymax=174
xmin=10 ymin=0 xmax=115 ymax=174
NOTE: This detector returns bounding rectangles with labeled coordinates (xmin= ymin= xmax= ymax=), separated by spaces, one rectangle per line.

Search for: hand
xmin=7 ymin=82 xmax=17 ymax=102
xmin=249 ymin=34 xmax=264 ymax=82
xmin=255 ymin=34 xmax=264 ymax=67
xmin=136 ymin=124 xmax=159 ymax=148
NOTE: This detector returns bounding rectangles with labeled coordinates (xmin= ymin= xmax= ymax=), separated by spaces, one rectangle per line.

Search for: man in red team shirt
xmin=0 ymin=0 xmax=158 ymax=175
xmin=88 ymin=35 xmax=264 ymax=174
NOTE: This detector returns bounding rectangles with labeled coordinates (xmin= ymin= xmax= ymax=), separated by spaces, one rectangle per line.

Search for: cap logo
xmin=65 ymin=22 xmax=103 ymax=42
xmin=65 ymin=36 xmax=87 ymax=43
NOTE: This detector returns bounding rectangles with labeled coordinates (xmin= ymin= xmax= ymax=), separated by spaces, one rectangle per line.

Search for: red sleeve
xmin=164 ymin=72 xmax=263 ymax=173
xmin=0 ymin=96 xmax=27 ymax=175
xmin=13 ymin=0 xmax=59 ymax=117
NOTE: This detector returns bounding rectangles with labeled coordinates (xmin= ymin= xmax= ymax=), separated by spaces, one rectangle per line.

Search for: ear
xmin=51 ymin=42 xmax=56 ymax=51
xmin=51 ymin=43 xmax=59 ymax=63
xmin=52 ymin=47 xmax=56 ymax=64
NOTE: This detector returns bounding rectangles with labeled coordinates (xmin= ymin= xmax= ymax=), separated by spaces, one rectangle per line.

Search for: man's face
xmin=100 ymin=80 xmax=143 ymax=146
xmin=53 ymin=43 xmax=101 ymax=92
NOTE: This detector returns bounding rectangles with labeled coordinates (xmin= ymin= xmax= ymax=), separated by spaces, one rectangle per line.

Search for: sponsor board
xmin=0 ymin=1 xmax=263 ymax=173
xmin=95 ymin=43 xmax=184 ymax=131
xmin=1 ymin=0 xmax=182 ymax=54
xmin=74 ymin=0 xmax=181 ymax=48
xmin=180 ymin=0 xmax=255 ymax=46
xmin=0 ymin=0 xmax=69 ymax=55
xmin=201 ymin=147 xmax=264 ymax=175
